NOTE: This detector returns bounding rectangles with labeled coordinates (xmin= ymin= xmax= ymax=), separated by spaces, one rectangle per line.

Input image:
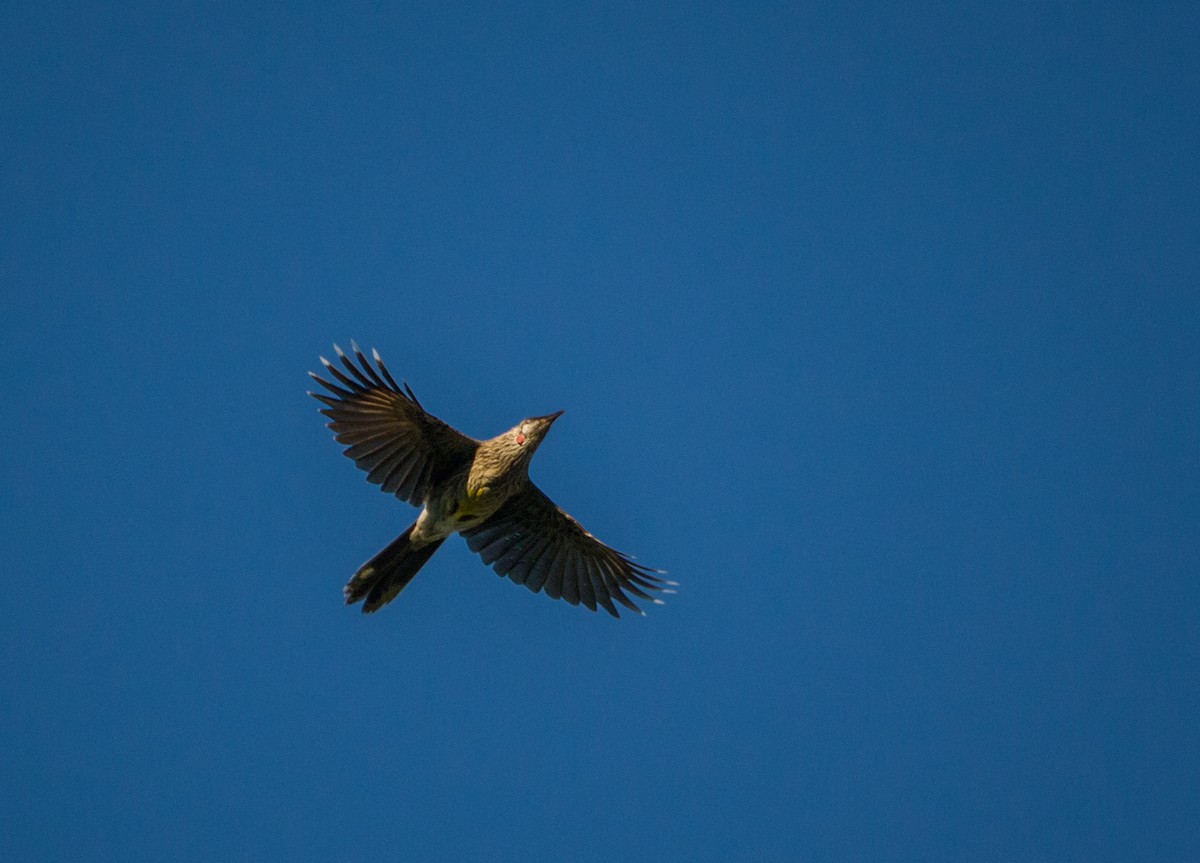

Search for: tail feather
xmin=344 ymin=523 xmax=445 ymax=613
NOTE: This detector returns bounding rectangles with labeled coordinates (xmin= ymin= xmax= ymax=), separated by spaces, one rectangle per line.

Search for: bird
xmin=308 ymin=343 xmax=673 ymax=617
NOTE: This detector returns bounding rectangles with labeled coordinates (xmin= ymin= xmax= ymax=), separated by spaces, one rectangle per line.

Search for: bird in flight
xmin=309 ymin=343 xmax=673 ymax=617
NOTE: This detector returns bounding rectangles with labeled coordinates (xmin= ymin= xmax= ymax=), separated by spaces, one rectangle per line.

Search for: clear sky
xmin=3 ymin=2 xmax=1198 ymax=861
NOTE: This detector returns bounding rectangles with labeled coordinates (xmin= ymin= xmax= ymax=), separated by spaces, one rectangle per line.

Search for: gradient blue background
xmin=3 ymin=2 xmax=1198 ymax=860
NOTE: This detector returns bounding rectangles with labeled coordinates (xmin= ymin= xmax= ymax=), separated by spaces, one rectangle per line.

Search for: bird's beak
xmin=540 ymin=410 xmax=564 ymax=425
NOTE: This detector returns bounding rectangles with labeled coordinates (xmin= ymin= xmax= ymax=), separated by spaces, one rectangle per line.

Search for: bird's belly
xmin=452 ymin=496 xmax=490 ymax=520
xmin=417 ymin=485 xmax=501 ymax=540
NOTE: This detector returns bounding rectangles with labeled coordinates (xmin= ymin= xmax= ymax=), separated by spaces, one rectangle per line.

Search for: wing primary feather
xmin=351 ymin=342 xmax=387 ymax=389
xmin=479 ymin=529 xmax=523 ymax=565
xmin=542 ymin=547 xmax=566 ymax=599
xmin=413 ymin=462 xmax=435 ymax=502
xmin=580 ymin=558 xmax=610 ymax=615
xmin=576 ymin=557 xmax=598 ymax=611
xmin=394 ymin=457 xmax=425 ymax=501
xmin=335 ymin=344 xmax=375 ymax=389
xmin=365 ymin=451 xmax=407 ymax=487
xmin=524 ymin=538 xmax=561 ymax=593
xmin=329 ymin=419 xmax=413 ymax=436
xmin=625 ymin=570 xmax=670 ymax=593
xmin=311 ymin=392 xmax=350 ymax=410
xmin=595 ymin=556 xmax=651 ymax=600
xmin=500 ymin=533 xmax=535 ymax=581
xmin=380 ymin=454 xmax=419 ymax=495
xmin=608 ymin=581 xmax=643 ymax=615
xmin=627 ymin=564 xmax=675 ymax=585
xmin=597 ymin=556 xmax=648 ymax=606
xmin=560 ymin=555 xmax=581 ymax=606
xmin=506 ymin=533 xmax=553 ymax=585
xmin=373 ymin=349 xmax=403 ymax=392
xmin=462 ymin=524 xmax=502 ymax=554
xmin=318 ymin=359 xmax=367 ymax=394
xmin=493 ymin=531 xmax=539 ymax=576
xmin=614 ymin=574 xmax=654 ymax=602
xmin=597 ymin=554 xmax=643 ymax=600
xmin=344 ymin=433 xmax=404 ymax=463
xmin=470 ymin=527 xmax=511 ymax=560
xmin=626 ymin=558 xmax=670 ymax=576
xmin=309 ymin=372 xmax=357 ymax=400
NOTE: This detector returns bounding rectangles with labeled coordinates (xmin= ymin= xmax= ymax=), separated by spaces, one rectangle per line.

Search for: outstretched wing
xmin=461 ymin=484 xmax=674 ymax=618
xmin=309 ymin=343 xmax=478 ymax=505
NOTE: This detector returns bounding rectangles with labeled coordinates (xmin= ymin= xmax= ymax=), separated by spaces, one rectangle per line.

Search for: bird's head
xmin=511 ymin=410 xmax=563 ymax=454
xmin=492 ymin=409 xmax=561 ymax=466
xmin=481 ymin=410 xmax=564 ymax=477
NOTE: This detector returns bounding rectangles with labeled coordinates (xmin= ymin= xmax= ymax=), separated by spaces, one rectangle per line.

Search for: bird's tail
xmin=344 ymin=523 xmax=445 ymax=613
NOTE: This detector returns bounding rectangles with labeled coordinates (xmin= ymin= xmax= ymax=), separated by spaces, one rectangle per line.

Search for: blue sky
xmin=2 ymin=2 xmax=1198 ymax=860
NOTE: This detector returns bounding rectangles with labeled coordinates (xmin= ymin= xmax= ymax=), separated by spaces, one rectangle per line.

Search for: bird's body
xmin=412 ymin=458 xmax=511 ymax=543
xmin=309 ymin=343 xmax=672 ymax=616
